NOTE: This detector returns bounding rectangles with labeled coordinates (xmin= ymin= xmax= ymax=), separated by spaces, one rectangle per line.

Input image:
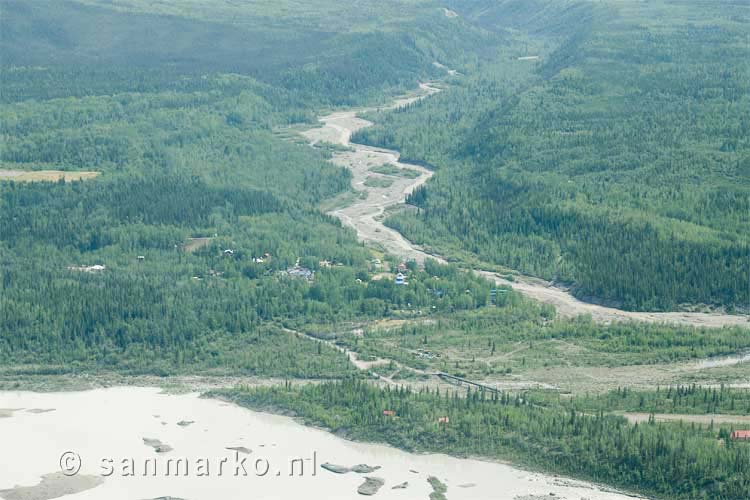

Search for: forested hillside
xmin=3 ymin=2 xmax=750 ymax=497
xmin=0 ymin=0 xmax=489 ymax=104
xmin=0 ymin=0 xmax=497 ymax=375
xmin=0 ymin=93 xmax=492 ymax=374
xmin=355 ymin=0 xmax=750 ymax=311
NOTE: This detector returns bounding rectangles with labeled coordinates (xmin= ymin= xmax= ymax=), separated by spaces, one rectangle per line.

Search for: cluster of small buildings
xmin=204 ymin=248 xmax=419 ymax=287
xmin=224 ymin=249 xmax=273 ymax=263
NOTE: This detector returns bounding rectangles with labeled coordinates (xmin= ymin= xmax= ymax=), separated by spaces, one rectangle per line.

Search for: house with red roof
xmin=730 ymin=430 xmax=750 ymax=441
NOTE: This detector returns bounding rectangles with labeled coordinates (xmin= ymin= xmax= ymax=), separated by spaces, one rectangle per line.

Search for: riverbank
xmin=0 ymin=387 xmax=647 ymax=500
xmin=304 ymin=82 xmax=750 ymax=329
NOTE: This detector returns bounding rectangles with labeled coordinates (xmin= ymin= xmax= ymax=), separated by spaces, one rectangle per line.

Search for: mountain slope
xmin=355 ymin=0 xmax=750 ymax=311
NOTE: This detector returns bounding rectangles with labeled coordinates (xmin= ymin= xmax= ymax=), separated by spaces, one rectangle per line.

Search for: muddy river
xmin=0 ymin=387 xmax=645 ymax=500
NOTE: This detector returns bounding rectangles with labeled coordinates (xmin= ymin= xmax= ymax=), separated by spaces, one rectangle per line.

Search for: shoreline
xmin=0 ymin=386 xmax=648 ymax=500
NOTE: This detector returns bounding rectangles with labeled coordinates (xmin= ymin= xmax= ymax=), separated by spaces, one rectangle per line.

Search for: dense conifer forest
xmin=536 ymin=385 xmax=750 ymax=417
xmin=1 ymin=1 xmax=749 ymax=498
xmin=0 ymin=0 xmax=498 ymax=375
xmin=216 ymin=380 xmax=750 ymax=499
xmin=355 ymin=0 xmax=750 ymax=311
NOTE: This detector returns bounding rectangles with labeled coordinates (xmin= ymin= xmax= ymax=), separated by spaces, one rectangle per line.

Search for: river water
xmin=0 ymin=387 xmax=645 ymax=500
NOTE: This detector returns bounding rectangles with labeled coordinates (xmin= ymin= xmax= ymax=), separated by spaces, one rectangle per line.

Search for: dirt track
xmin=303 ymin=85 xmax=750 ymax=329
xmin=620 ymin=412 xmax=750 ymax=425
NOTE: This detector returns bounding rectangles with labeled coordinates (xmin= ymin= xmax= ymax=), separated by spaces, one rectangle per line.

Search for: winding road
xmin=303 ymin=85 xmax=750 ymax=329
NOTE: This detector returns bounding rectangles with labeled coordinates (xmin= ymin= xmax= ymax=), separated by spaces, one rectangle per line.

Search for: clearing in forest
xmin=0 ymin=170 xmax=100 ymax=182
xmin=183 ymin=237 xmax=214 ymax=253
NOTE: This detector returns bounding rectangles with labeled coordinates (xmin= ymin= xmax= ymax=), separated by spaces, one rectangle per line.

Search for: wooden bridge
xmin=434 ymin=372 xmax=501 ymax=394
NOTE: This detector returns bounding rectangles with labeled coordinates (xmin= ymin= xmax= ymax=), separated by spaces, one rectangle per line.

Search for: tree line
xmin=215 ymin=379 xmax=750 ymax=499
xmin=354 ymin=1 xmax=750 ymax=311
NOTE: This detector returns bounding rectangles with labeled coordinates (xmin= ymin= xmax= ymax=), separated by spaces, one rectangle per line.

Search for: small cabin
xmin=395 ymin=273 xmax=406 ymax=286
xmin=731 ymin=430 xmax=750 ymax=441
xmin=382 ymin=410 xmax=396 ymax=417
xmin=223 ymin=249 xmax=235 ymax=257
xmin=438 ymin=416 xmax=450 ymax=424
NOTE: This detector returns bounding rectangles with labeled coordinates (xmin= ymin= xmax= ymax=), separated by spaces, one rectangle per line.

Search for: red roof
xmin=731 ymin=430 xmax=750 ymax=439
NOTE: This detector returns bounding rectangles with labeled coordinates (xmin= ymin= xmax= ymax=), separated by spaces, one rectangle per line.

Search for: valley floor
xmin=305 ymin=83 xmax=750 ymax=329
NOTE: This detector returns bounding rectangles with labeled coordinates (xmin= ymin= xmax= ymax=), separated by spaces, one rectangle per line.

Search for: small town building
xmin=416 ymin=349 xmax=435 ymax=360
xmin=286 ymin=265 xmax=314 ymax=281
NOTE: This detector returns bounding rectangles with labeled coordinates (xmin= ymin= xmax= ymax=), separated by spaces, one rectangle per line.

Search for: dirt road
xmin=620 ymin=412 xmax=750 ymax=425
xmin=303 ymin=85 xmax=750 ymax=329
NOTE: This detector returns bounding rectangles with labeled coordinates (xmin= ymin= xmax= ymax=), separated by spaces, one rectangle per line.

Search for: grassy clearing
xmin=0 ymin=170 xmax=99 ymax=182
xmin=363 ymin=176 xmax=395 ymax=188
xmin=368 ymin=163 xmax=421 ymax=178
xmin=183 ymin=237 xmax=214 ymax=253
xmin=333 ymin=306 xmax=750 ymax=394
xmin=319 ymin=190 xmax=363 ymax=212
xmin=315 ymin=141 xmax=354 ymax=154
